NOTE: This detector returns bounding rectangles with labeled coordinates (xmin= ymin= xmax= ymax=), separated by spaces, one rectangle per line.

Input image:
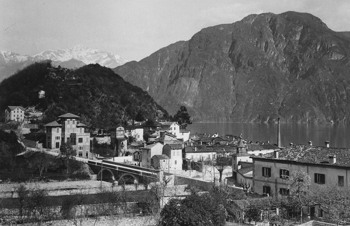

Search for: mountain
xmin=52 ymin=58 xmax=86 ymax=69
xmin=0 ymin=62 xmax=168 ymax=128
xmin=0 ymin=51 xmax=35 ymax=82
xmin=34 ymin=46 xmax=125 ymax=68
xmin=114 ymin=11 xmax=350 ymax=124
xmin=0 ymin=46 xmax=125 ymax=82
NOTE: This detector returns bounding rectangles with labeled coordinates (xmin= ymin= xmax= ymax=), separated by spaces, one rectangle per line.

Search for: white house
xmin=5 ymin=106 xmax=25 ymax=122
xmin=125 ymin=125 xmax=144 ymax=142
xmin=162 ymin=143 xmax=183 ymax=171
xmin=141 ymin=142 xmax=164 ymax=168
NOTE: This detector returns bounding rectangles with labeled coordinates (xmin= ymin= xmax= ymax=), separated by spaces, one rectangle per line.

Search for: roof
xmin=164 ymin=143 xmax=183 ymax=150
xmin=247 ymin=143 xmax=278 ymax=151
xmin=152 ymin=154 xmax=169 ymax=160
xmin=77 ymin=123 xmax=87 ymax=127
xmin=253 ymin=145 xmax=350 ymax=168
xmin=238 ymin=166 xmax=254 ymax=177
xmin=142 ymin=142 xmax=163 ymax=150
xmin=58 ymin=113 xmax=80 ymax=118
xmin=185 ymin=145 xmax=237 ymax=153
xmin=44 ymin=121 xmax=62 ymax=127
xmin=7 ymin=106 xmax=25 ymax=111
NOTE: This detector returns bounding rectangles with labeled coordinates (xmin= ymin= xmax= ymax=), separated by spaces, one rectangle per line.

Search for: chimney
xmin=308 ymin=141 xmax=313 ymax=146
xmin=329 ymin=155 xmax=336 ymax=164
xmin=325 ymin=141 xmax=330 ymax=148
xmin=274 ymin=150 xmax=279 ymax=159
xmin=277 ymin=118 xmax=281 ymax=148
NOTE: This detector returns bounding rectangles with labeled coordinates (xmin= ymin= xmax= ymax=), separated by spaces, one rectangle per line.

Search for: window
xmin=55 ymin=142 xmax=59 ymax=148
xmin=279 ymin=188 xmax=289 ymax=196
xmin=78 ymin=138 xmax=83 ymax=143
xmin=79 ymin=146 xmax=83 ymax=150
xmin=56 ymin=136 xmax=60 ymax=140
xmin=338 ymin=176 xmax=344 ymax=187
xmin=280 ymin=169 xmax=289 ymax=179
xmin=175 ymin=160 xmax=177 ymax=165
xmin=314 ymin=173 xmax=325 ymax=184
xmin=86 ymin=152 xmax=88 ymax=157
xmin=78 ymin=152 xmax=82 ymax=157
xmin=57 ymin=128 xmax=59 ymax=133
xmin=262 ymin=167 xmax=271 ymax=177
xmin=263 ymin=185 xmax=271 ymax=196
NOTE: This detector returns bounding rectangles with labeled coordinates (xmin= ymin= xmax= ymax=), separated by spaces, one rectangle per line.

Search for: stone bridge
xmin=87 ymin=159 xmax=162 ymax=185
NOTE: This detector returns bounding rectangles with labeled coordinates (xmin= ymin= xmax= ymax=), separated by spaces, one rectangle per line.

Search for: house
xmin=178 ymin=129 xmax=190 ymax=142
xmin=151 ymin=154 xmax=170 ymax=171
xmin=5 ymin=106 xmax=25 ymax=122
xmin=141 ymin=142 xmax=164 ymax=168
xmin=184 ymin=145 xmax=236 ymax=162
xmin=251 ymin=144 xmax=350 ymax=197
xmin=44 ymin=113 xmax=91 ymax=158
xmin=162 ymin=143 xmax=183 ymax=171
xmin=125 ymin=125 xmax=144 ymax=142
xmin=159 ymin=121 xmax=190 ymax=141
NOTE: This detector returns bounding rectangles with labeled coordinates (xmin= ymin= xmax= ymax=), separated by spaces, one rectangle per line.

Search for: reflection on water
xmin=187 ymin=123 xmax=349 ymax=148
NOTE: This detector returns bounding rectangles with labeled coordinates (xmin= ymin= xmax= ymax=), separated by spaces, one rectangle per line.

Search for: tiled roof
xmin=58 ymin=113 xmax=80 ymax=118
xmin=238 ymin=166 xmax=254 ymax=176
xmin=185 ymin=145 xmax=237 ymax=153
xmin=143 ymin=142 xmax=162 ymax=150
xmin=165 ymin=143 xmax=183 ymax=150
xmin=253 ymin=145 xmax=350 ymax=167
xmin=247 ymin=143 xmax=277 ymax=151
xmin=152 ymin=154 xmax=169 ymax=160
xmin=44 ymin=121 xmax=62 ymax=127
xmin=7 ymin=106 xmax=25 ymax=111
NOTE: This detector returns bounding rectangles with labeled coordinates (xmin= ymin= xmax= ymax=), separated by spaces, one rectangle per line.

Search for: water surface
xmin=187 ymin=123 xmax=350 ymax=148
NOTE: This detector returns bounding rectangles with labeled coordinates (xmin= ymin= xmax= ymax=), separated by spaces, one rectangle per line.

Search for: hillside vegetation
xmin=0 ymin=61 xmax=168 ymax=128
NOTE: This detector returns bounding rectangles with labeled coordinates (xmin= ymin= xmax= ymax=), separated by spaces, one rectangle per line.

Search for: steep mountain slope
xmin=0 ymin=62 xmax=167 ymax=128
xmin=114 ymin=12 xmax=350 ymax=123
xmin=0 ymin=46 xmax=125 ymax=82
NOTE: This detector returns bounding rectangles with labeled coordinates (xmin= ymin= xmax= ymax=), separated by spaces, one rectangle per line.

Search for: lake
xmin=187 ymin=123 xmax=350 ymax=148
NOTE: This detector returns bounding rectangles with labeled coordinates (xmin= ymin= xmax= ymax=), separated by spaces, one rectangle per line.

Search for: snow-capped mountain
xmin=34 ymin=46 xmax=126 ymax=68
xmin=0 ymin=46 xmax=126 ymax=82
xmin=0 ymin=51 xmax=35 ymax=82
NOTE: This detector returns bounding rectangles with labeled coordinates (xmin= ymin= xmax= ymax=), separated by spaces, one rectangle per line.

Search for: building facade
xmin=141 ymin=142 xmax=164 ymax=168
xmin=45 ymin=113 xmax=91 ymax=158
xmin=252 ymin=145 xmax=350 ymax=197
xmin=5 ymin=106 xmax=25 ymax=122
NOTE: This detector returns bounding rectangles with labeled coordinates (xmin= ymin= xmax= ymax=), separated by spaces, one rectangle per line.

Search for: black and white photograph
xmin=1 ymin=0 xmax=350 ymax=225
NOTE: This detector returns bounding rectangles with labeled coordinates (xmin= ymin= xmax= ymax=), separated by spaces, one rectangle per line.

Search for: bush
xmin=159 ymin=193 xmax=226 ymax=226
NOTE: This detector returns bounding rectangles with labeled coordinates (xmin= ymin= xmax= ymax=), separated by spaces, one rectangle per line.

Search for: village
xmin=2 ymin=105 xmax=350 ymax=225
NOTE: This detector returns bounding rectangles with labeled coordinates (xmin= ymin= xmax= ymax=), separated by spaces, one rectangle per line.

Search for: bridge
xmin=16 ymin=147 xmax=162 ymax=185
xmin=83 ymin=158 xmax=162 ymax=184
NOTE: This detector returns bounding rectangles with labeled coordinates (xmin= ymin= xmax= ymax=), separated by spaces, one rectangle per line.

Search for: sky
xmin=1 ymin=0 xmax=350 ymax=61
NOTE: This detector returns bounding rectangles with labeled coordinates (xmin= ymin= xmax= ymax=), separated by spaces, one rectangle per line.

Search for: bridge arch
xmin=97 ymin=168 xmax=115 ymax=182
xmin=118 ymin=173 xmax=138 ymax=185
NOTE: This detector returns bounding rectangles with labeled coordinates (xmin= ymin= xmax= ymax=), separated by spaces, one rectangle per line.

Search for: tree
xmin=311 ymin=185 xmax=350 ymax=224
xmin=60 ymin=142 xmax=76 ymax=175
xmin=173 ymin=106 xmax=191 ymax=128
xmin=288 ymin=170 xmax=311 ymax=223
xmin=159 ymin=193 xmax=226 ymax=226
xmin=214 ymin=156 xmax=231 ymax=183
